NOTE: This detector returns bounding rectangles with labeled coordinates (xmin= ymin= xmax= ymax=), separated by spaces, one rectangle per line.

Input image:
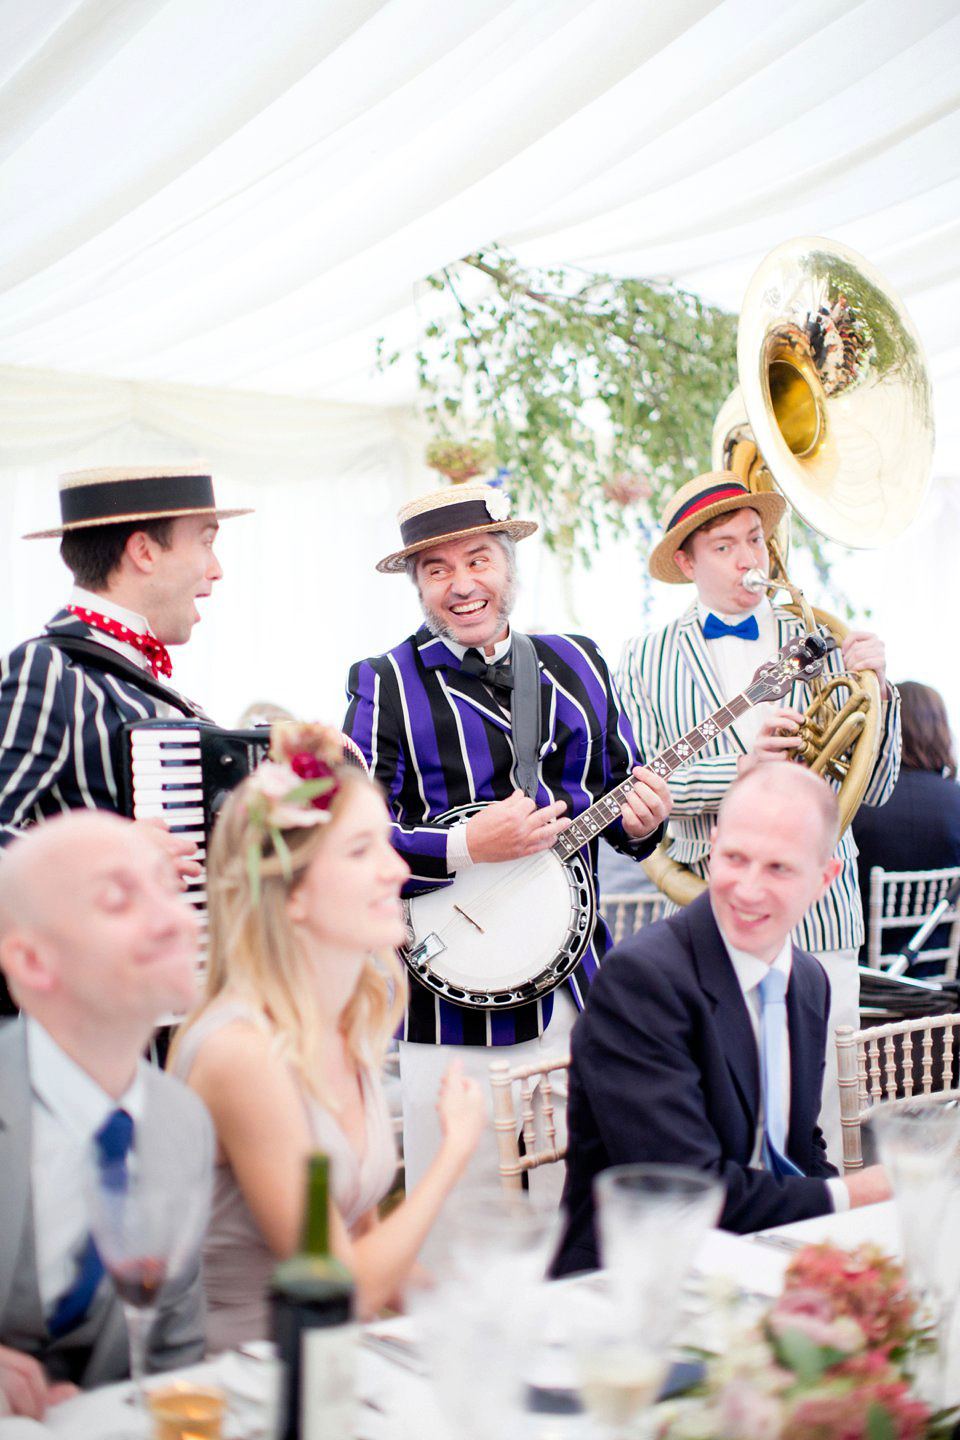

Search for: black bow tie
xmin=460 ymin=649 xmax=514 ymax=696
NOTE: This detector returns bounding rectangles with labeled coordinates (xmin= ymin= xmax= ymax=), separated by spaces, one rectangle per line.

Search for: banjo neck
xmin=551 ymin=670 xmax=794 ymax=864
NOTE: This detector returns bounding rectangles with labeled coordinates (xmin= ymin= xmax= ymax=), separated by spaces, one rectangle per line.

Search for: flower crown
xmin=242 ymin=723 xmax=368 ymax=900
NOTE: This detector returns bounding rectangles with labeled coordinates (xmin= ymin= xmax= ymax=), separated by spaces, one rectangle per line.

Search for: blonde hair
xmin=171 ymin=766 xmax=405 ymax=1104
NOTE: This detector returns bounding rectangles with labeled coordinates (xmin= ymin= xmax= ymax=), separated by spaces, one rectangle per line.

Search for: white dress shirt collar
xmin=26 ymin=1015 xmax=145 ymax=1137
xmin=443 ymin=628 xmax=512 ymax=664
xmin=69 ymin=585 xmax=158 ymax=673
xmin=720 ymin=929 xmax=794 ymax=1010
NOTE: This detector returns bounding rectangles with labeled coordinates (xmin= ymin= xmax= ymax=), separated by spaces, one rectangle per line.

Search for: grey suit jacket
xmin=0 ymin=1020 xmax=213 ymax=1387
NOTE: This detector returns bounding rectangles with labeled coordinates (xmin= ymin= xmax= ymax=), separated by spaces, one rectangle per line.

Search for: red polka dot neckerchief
xmin=66 ymin=606 xmax=173 ymax=680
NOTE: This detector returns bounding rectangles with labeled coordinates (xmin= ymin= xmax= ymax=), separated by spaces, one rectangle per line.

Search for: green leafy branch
xmin=388 ymin=246 xmax=740 ymax=564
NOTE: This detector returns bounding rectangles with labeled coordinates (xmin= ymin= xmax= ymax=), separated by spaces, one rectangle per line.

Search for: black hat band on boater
xmin=398 ymin=497 xmax=501 ymax=550
xmin=59 ymin=474 xmax=216 ymax=527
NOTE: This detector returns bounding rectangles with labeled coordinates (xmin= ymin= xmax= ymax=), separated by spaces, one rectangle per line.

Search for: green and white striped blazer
xmin=616 ymin=603 xmax=901 ymax=953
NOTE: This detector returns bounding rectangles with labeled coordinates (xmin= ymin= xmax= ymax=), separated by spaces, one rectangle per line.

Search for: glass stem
xmin=936 ymin=1293 xmax=959 ymax=1407
xmin=124 ymin=1302 xmax=156 ymax=1413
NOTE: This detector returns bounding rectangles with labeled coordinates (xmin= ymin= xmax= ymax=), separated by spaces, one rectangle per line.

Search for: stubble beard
xmin=420 ymin=570 xmax=518 ymax=647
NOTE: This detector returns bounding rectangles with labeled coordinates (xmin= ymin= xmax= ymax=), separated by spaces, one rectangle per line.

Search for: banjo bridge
xmin=453 ymin=904 xmax=485 ymax=933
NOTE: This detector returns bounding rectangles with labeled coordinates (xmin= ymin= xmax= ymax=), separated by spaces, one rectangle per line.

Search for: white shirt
xmin=696 ymin=597 xmax=777 ymax=751
xmin=69 ymin=585 xmax=159 ymax=675
xmin=444 ymin=631 xmax=513 ymax=870
xmin=716 ymin=927 xmax=848 ymax=1212
xmin=27 ymin=1018 xmax=145 ymax=1311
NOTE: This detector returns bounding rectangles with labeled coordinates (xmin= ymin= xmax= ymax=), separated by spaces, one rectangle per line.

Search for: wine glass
xmin=868 ymin=1097 xmax=960 ymax=1407
xmin=404 ymin=1184 xmax=562 ymax=1440
xmin=574 ymin=1163 xmax=724 ymax=1438
xmin=85 ymin=1137 xmax=212 ymax=1431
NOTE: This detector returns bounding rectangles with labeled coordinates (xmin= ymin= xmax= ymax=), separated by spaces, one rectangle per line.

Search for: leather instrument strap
xmin=510 ymin=631 xmax=541 ymax=800
xmin=37 ymin=634 xmax=204 ymax=718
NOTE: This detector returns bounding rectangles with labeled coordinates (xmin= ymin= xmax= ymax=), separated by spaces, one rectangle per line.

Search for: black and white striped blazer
xmin=0 ymin=609 xmax=201 ymax=846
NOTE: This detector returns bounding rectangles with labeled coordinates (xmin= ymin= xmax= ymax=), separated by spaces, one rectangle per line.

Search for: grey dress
xmin=171 ymin=999 xmax=397 ymax=1352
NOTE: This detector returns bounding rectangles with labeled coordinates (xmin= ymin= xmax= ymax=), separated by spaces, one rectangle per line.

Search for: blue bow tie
xmin=702 ymin=612 xmax=759 ymax=641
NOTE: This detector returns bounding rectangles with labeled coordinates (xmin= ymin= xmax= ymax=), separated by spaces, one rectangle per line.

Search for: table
xmin=0 ymin=1201 xmax=902 ymax=1440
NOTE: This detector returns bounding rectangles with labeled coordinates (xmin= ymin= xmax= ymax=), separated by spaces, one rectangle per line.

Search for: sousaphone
xmin=645 ymin=236 xmax=935 ymax=906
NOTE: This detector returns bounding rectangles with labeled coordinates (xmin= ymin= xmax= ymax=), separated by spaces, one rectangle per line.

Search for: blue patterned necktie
xmin=47 ymin=1108 xmax=134 ymax=1338
xmin=703 ymin=612 xmax=760 ymax=641
xmin=757 ymin=970 xmax=803 ymax=1179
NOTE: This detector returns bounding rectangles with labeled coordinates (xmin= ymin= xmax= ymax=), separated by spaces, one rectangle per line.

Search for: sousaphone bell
xmin=645 ymin=236 xmax=935 ymax=907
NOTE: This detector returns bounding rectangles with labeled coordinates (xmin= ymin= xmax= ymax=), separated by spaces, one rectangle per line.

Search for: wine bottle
xmin=270 ymin=1154 xmax=356 ymax=1440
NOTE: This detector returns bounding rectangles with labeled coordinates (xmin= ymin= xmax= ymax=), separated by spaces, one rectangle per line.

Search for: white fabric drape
xmin=0 ymin=0 xmax=958 ymax=726
xmin=0 ymin=0 xmax=956 ymax=411
xmin=0 ymin=364 xmax=432 ymax=724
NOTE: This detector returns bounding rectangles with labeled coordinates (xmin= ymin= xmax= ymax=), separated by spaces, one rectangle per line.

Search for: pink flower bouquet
xmin=653 ymin=1243 xmax=953 ymax=1440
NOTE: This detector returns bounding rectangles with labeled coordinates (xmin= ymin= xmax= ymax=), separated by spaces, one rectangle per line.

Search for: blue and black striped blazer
xmin=0 ymin=610 xmax=199 ymax=845
xmin=344 ymin=626 xmax=659 ymax=1046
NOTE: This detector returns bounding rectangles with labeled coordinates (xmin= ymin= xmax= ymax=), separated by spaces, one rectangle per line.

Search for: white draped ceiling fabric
xmin=1 ymin=0 xmax=959 ymax=725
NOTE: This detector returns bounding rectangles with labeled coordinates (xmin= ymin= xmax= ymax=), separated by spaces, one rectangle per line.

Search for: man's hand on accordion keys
xmin=133 ymin=817 xmax=203 ymax=886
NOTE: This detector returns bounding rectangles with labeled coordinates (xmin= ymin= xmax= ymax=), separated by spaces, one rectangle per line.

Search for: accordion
xmin=118 ymin=720 xmax=270 ymax=938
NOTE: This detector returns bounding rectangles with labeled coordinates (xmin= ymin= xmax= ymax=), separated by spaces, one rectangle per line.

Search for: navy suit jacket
xmin=554 ymin=893 xmax=837 ymax=1275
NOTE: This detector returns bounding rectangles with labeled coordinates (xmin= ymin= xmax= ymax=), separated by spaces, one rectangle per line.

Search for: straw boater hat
xmin=648 ymin=471 xmax=786 ymax=585
xmin=23 ymin=465 xmax=252 ymax=540
xmin=376 ymin=482 xmax=537 ymax=574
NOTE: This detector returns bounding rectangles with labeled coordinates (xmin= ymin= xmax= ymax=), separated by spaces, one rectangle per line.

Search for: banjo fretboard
xmin=551 ymin=661 xmax=807 ymax=863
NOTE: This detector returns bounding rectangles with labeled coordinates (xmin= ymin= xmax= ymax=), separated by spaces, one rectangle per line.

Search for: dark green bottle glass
xmin=270 ymin=1154 xmax=356 ymax=1440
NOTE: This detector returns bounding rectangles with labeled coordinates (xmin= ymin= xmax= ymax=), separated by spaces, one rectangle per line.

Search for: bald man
xmin=0 ymin=813 xmax=213 ymax=1419
xmin=554 ymin=764 xmax=890 ymax=1276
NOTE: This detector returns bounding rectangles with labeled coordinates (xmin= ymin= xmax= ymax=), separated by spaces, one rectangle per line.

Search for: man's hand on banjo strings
xmin=620 ymin=766 xmax=673 ymax=839
xmin=464 ymin=790 xmax=571 ymax=863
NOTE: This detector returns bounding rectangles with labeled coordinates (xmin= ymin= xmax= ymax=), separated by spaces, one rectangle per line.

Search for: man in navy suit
xmin=554 ymin=763 xmax=890 ymax=1276
xmin=617 ymin=471 xmax=900 ymax=1164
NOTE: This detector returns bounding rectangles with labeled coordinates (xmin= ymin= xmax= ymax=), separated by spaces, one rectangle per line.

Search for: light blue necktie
xmin=757 ymin=970 xmax=803 ymax=1179
xmin=702 ymin=612 xmax=760 ymax=641
xmin=47 ymin=1108 xmax=134 ymax=1338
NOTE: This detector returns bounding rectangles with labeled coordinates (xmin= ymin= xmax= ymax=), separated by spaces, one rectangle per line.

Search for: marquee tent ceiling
xmin=1 ymin=0 xmax=959 ymax=471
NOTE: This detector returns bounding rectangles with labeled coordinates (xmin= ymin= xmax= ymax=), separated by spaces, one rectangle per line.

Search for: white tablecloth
xmin=0 ymin=1201 xmax=902 ymax=1440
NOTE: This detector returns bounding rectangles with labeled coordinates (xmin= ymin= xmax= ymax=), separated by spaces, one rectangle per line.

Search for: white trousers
xmin=398 ymin=988 xmax=578 ymax=1221
xmin=811 ymin=945 xmax=860 ymax=1170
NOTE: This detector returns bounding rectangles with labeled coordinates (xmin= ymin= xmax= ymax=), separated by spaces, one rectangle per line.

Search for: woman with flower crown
xmin=169 ymin=723 xmax=487 ymax=1351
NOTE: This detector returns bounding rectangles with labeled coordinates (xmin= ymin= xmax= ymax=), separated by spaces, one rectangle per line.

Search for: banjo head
xmin=403 ymin=815 xmax=595 ymax=1009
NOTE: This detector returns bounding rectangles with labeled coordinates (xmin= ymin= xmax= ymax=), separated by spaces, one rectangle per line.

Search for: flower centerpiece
xmin=655 ymin=1243 xmax=956 ymax=1440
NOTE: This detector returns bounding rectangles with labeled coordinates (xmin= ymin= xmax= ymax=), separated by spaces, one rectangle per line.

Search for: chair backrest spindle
xmin=866 ymin=865 xmax=960 ymax=978
xmin=488 ymin=1055 xmax=571 ymax=1190
xmin=836 ymin=1013 xmax=960 ymax=1172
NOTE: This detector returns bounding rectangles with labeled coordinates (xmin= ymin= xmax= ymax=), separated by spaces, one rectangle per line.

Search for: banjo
xmin=403 ymin=630 xmax=834 ymax=1009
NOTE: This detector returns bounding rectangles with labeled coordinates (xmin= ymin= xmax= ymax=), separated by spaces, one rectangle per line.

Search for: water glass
xmin=868 ymin=1097 xmax=960 ymax=1406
